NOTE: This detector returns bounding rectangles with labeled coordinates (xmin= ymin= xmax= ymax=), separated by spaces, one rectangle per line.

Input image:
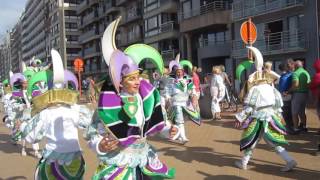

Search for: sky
xmin=0 ymin=0 xmax=27 ymax=40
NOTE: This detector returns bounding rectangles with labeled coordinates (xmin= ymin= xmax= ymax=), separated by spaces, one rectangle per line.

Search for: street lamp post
xmin=59 ymin=0 xmax=67 ymax=69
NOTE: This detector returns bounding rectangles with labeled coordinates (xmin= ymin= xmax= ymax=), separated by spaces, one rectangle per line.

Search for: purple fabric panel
xmin=139 ymin=80 xmax=154 ymax=99
xmin=98 ymin=92 xmax=122 ymax=108
xmin=145 ymin=121 xmax=165 ymax=136
xmin=50 ymin=162 xmax=65 ymax=180
xmin=146 ymin=162 xmax=168 ymax=174
xmin=12 ymin=91 xmax=23 ymax=97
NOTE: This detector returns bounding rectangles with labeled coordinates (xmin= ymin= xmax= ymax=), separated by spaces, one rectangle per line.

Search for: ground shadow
xmin=157 ymin=145 xmax=320 ymax=179
xmin=197 ymin=171 xmax=247 ymax=180
xmin=0 ymin=133 xmax=33 ymax=154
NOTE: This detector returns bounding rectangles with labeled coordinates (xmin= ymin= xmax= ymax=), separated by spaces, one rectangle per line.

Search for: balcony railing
xmin=161 ymin=49 xmax=179 ymax=62
xmin=198 ymin=38 xmax=231 ymax=48
xmin=145 ymin=21 xmax=178 ymax=38
xmin=232 ymin=30 xmax=307 ymax=58
xmin=79 ymin=29 xmax=99 ymax=42
xmin=232 ymin=0 xmax=304 ymax=21
xmin=144 ymin=0 xmax=177 ymax=13
xmin=160 ymin=21 xmax=175 ymax=33
xmin=181 ymin=1 xmax=230 ymax=20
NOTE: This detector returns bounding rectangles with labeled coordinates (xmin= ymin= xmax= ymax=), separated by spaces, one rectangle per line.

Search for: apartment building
xmin=21 ymin=0 xmax=47 ymax=62
xmin=77 ymin=0 xmax=120 ymax=77
xmin=0 ymin=34 xmax=11 ymax=81
xmin=10 ymin=17 xmax=23 ymax=73
xmin=47 ymin=0 xmax=81 ymax=70
xmin=179 ymin=0 xmax=233 ymax=74
xmin=232 ymin=0 xmax=319 ymax=74
xmin=117 ymin=0 xmax=144 ymax=49
xmin=143 ymin=0 xmax=180 ymax=66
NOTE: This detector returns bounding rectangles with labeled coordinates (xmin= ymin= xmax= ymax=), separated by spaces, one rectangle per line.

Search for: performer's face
xmin=122 ymin=73 xmax=140 ymax=94
xmin=176 ymin=69 xmax=184 ymax=78
xmin=22 ymin=81 xmax=27 ymax=89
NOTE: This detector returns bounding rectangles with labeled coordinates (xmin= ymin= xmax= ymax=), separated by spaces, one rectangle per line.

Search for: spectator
xmin=220 ymin=65 xmax=231 ymax=87
xmin=210 ymin=66 xmax=226 ymax=120
xmin=197 ymin=67 xmax=204 ymax=83
xmin=309 ymin=60 xmax=320 ymax=155
xmin=278 ymin=61 xmax=293 ymax=133
xmin=192 ymin=66 xmax=201 ymax=112
xmin=264 ymin=61 xmax=280 ymax=85
xmin=285 ymin=60 xmax=311 ymax=134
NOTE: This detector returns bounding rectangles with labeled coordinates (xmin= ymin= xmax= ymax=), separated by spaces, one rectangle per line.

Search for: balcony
xmin=78 ymin=29 xmax=100 ymax=43
xmin=99 ymin=4 xmax=119 ymax=17
xmin=232 ymin=30 xmax=307 ymax=59
xmin=161 ymin=49 xmax=179 ymax=65
xmin=144 ymin=21 xmax=179 ymax=44
xmin=180 ymin=1 xmax=231 ymax=33
xmin=83 ymin=47 xmax=101 ymax=59
xmin=198 ymin=39 xmax=232 ymax=59
xmin=127 ymin=33 xmax=143 ymax=44
xmin=232 ymin=0 xmax=305 ymax=21
xmin=77 ymin=0 xmax=89 ymax=14
xmin=80 ymin=11 xmax=99 ymax=27
xmin=116 ymin=0 xmax=127 ymax=6
xmin=144 ymin=0 xmax=178 ymax=18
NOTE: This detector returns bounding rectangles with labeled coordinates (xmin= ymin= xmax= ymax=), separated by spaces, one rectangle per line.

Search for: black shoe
xmin=288 ymin=129 xmax=300 ymax=135
xmin=298 ymin=124 xmax=308 ymax=132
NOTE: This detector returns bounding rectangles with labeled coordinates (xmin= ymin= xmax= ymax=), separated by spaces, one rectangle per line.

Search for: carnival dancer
xmin=4 ymin=72 xmax=41 ymax=158
xmin=86 ymin=17 xmax=177 ymax=180
xmin=165 ymin=55 xmax=200 ymax=143
xmin=18 ymin=49 xmax=93 ymax=179
xmin=234 ymin=46 xmax=297 ymax=172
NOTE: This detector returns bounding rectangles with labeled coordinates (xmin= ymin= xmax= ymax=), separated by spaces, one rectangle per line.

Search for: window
xmin=146 ymin=16 xmax=158 ymax=30
xmin=182 ymin=1 xmax=191 ymax=19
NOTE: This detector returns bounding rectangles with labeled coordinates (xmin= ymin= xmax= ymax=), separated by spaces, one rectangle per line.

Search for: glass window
xmin=182 ymin=1 xmax=191 ymax=19
xmin=146 ymin=16 xmax=158 ymax=30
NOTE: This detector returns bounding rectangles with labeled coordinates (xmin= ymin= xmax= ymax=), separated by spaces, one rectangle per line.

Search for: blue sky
xmin=0 ymin=0 xmax=27 ymax=40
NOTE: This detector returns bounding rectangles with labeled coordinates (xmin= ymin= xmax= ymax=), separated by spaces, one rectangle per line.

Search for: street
xmin=0 ymin=109 xmax=319 ymax=180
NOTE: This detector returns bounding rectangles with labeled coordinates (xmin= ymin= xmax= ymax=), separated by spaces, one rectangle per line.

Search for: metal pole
xmin=60 ymin=0 xmax=67 ymax=69
xmin=78 ymin=70 xmax=82 ymax=98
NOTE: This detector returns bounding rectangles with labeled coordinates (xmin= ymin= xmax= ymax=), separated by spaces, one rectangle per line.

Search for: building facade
xmin=10 ymin=17 xmax=23 ymax=73
xmin=0 ymin=33 xmax=12 ymax=81
xmin=232 ymin=0 xmax=319 ymax=74
xmin=21 ymin=0 xmax=47 ymax=63
xmin=77 ymin=0 xmax=120 ymax=77
xmin=179 ymin=0 xmax=233 ymax=74
xmin=47 ymin=0 xmax=81 ymax=70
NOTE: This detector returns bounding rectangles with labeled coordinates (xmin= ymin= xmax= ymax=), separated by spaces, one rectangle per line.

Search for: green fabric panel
xmin=242 ymin=120 xmax=259 ymax=140
xmin=92 ymin=164 xmax=116 ymax=180
xmin=143 ymin=89 xmax=161 ymax=120
xmin=272 ymin=115 xmax=286 ymax=130
xmin=265 ymin=128 xmax=288 ymax=145
xmin=98 ymin=108 xmax=137 ymax=125
xmin=187 ymin=82 xmax=194 ymax=90
xmin=141 ymin=167 xmax=175 ymax=179
xmin=58 ymin=157 xmax=84 ymax=180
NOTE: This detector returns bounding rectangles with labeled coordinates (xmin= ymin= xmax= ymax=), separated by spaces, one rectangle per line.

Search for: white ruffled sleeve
xmin=20 ymin=112 xmax=47 ymax=144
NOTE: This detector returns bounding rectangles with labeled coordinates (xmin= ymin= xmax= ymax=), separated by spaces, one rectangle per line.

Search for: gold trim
xmin=122 ymin=70 xmax=140 ymax=79
xmin=4 ymin=86 xmax=12 ymax=94
xmin=31 ymin=89 xmax=78 ymax=116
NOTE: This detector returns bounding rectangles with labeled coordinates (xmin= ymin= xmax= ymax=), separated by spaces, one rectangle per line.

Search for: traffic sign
xmin=240 ymin=19 xmax=257 ymax=44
